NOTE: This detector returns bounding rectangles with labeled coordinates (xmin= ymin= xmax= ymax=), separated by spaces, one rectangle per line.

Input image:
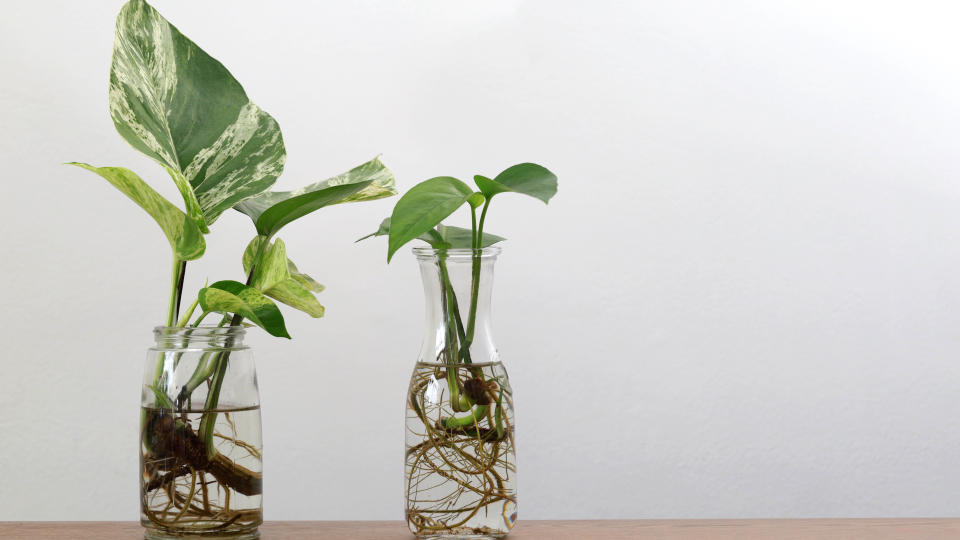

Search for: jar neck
xmin=153 ymin=325 xmax=247 ymax=349
xmin=416 ymin=247 xmax=500 ymax=364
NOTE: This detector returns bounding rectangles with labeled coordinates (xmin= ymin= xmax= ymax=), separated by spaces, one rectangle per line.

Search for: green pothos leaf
xmin=67 ymin=163 xmax=205 ymax=261
xmin=358 ymin=218 xmax=505 ymax=250
xmin=387 ymin=176 xmax=474 ymax=261
xmin=234 ymin=156 xmax=396 ymax=238
xmin=198 ymin=280 xmax=290 ymax=338
xmin=109 ymin=0 xmax=286 ymax=228
xmin=243 ymin=237 xmax=325 ymax=318
xmin=473 ymin=163 xmax=558 ymax=204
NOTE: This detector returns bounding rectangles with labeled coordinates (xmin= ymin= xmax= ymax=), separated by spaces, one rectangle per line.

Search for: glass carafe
xmin=406 ymin=247 xmax=517 ymax=539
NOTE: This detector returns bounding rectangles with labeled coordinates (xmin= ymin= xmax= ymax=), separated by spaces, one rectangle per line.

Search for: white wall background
xmin=2 ymin=0 xmax=959 ymax=521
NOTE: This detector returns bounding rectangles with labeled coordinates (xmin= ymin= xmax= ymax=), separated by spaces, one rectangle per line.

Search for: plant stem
xmin=191 ymin=311 xmax=211 ymax=327
xmin=438 ymin=257 xmax=469 ymax=350
xmin=196 ymin=259 xmax=260 ymax=456
xmin=197 ymin=311 xmax=244 ymax=458
xmin=175 ymin=316 xmax=230 ymax=410
xmin=464 ymin=199 xmax=490 ymax=347
xmin=437 ymin=253 xmax=463 ymax=410
xmin=176 ymin=297 xmax=200 ymax=328
xmin=456 ymin=199 xmax=491 ymax=412
xmin=165 ymin=259 xmax=187 ymax=327
xmin=174 ymin=260 xmax=187 ymax=321
xmin=477 ymin=199 xmax=490 ymax=245
xmin=153 ymin=258 xmax=187 ymax=388
xmin=443 ymin=405 xmax=489 ymax=428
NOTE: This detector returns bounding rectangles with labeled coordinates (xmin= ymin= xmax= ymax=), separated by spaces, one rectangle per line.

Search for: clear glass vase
xmin=140 ymin=326 xmax=263 ymax=540
xmin=406 ymin=247 xmax=517 ymax=539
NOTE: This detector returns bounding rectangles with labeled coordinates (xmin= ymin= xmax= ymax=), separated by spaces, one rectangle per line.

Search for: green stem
xmin=142 ymin=257 xmax=187 ymax=448
xmin=176 ymin=297 xmax=200 ymax=328
xmin=165 ymin=259 xmax=186 ymax=327
xmin=443 ymin=405 xmax=489 ymax=429
xmin=464 ymin=199 xmax=490 ymax=347
xmin=437 ymin=253 xmax=463 ymax=410
xmin=438 ymin=257 xmax=469 ymax=351
xmin=191 ymin=311 xmax=211 ymax=327
xmin=153 ymin=258 xmax=186 ymax=387
xmin=175 ymin=316 xmax=230 ymax=410
xmin=477 ymin=199 xmax=490 ymax=245
xmin=196 ymin=258 xmax=260 ymax=457
xmin=197 ymin=312 xmax=244 ymax=458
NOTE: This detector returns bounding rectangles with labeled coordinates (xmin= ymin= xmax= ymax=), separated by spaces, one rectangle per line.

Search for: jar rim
xmin=412 ymin=246 xmax=502 ymax=260
xmin=153 ymin=325 xmax=246 ymax=338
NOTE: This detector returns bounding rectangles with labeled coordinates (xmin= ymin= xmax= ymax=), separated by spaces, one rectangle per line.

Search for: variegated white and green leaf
xmin=243 ymin=236 xmax=289 ymax=291
xmin=243 ymin=236 xmax=325 ymax=318
xmin=67 ymin=163 xmax=206 ymax=261
xmin=235 ymin=156 xmax=396 ymax=237
xmin=109 ymin=0 xmax=286 ymax=228
xmin=198 ymin=280 xmax=290 ymax=338
xmin=262 ymin=279 xmax=325 ymax=318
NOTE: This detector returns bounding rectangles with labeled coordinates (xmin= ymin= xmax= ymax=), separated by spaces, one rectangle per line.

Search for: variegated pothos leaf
xmin=67 ymin=163 xmax=206 ymax=261
xmin=198 ymin=280 xmax=290 ymax=338
xmin=235 ymin=156 xmax=395 ymax=237
xmin=243 ymin=236 xmax=325 ymax=317
xmin=109 ymin=0 xmax=286 ymax=229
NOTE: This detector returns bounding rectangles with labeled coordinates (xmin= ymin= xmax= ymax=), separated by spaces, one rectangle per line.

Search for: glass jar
xmin=406 ymin=247 xmax=517 ymax=539
xmin=140 ymin=326 xmax=262 ymax=539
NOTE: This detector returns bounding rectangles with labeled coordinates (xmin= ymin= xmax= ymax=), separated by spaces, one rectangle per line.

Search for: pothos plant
xmin=359 ymin=162 xmax=557 ymax=410
xmin=359 ymin=163 xmax=556 ymax=535
xmin=67 ymin=0 xmax=395 ymax=508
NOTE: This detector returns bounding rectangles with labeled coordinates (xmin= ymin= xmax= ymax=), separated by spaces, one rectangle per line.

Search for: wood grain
xmin=2 ymin=519 xmax=960 ymax=539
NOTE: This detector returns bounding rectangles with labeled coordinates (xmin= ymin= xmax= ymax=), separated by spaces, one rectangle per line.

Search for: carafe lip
xmin=412 ymin=246 xmax=502 ymax=261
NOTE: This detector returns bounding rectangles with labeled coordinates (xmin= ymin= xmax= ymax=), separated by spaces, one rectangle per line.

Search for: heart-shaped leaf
xmin=243 ymin=237 xmax=325 ymax=318
xmin=387 ymin=177 xmax=474 ymax=262
xmin=110 ymin=0 xmax=286 ymax=228
xmin=67 ymin=163 xmax=206 ymax=261
xmin=358 ymin=218 xmax=504 ymax=250
xmin=198 ymin=280 xmax=290 ymax=338
xmin=473 ymin=163 xmax=558 ymax=204
xmin=235 ymin=157 xmax=396 ymax=238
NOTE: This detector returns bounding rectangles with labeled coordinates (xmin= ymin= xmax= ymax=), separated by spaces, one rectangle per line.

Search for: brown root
xmin=406 ymin=367 xmax=517 ymax=536
xmin=145 ymin=410 xmax=262 ymax=496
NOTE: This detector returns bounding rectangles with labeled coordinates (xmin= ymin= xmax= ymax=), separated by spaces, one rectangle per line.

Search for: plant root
xmin=145 ymin=410 xmax=263 ymax=496
xmin=406 ymin=366 xmax=517 ymax=536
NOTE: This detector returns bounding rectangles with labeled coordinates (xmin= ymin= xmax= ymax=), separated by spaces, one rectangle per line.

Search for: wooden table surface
xmin=3 ymin=519 xmax=960 ymax=539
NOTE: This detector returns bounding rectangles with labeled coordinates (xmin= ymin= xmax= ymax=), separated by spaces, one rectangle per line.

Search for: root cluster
xmin=141 ymin=409 xmax=262 ymax=534
xmin=406 ymin=367 xmax=517 ymax=536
